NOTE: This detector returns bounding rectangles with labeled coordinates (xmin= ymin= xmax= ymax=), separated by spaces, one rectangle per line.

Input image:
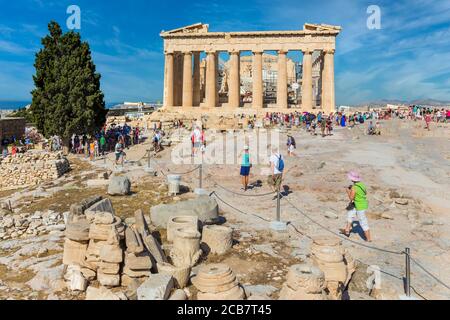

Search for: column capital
xmin=323 ymin=49 xmax=335 ymax=54
xmin=278 ymin=49 xmax=288 ymax=55
xmin=182 ymin=50 xmax=193 ymax=55
xmin=164 ymin=51 xmax=174 ymax=55
xmin=302 ymin=49 xmax=313 ymax=55
xmin=229 ymin=49 xmax=241 ymax=55
xmin=205 ymin=50 xmax=217 ymax=55
xmin=252 ymin=50 xmax=263 ymax=55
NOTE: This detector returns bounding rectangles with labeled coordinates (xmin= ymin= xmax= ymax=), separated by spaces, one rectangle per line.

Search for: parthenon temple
xmin=160 ymin=23 xmax=341 ymax=115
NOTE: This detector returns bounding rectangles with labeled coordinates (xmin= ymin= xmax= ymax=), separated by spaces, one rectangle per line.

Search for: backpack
xmin=277 ymin=155 xmax=285 ymax=172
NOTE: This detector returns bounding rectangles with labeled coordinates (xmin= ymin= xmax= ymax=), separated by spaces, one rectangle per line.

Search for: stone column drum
xmin=170 ymin=228 xmax=202 ymax=268
xmin=201 ymin=225 xmax=233 ymax=255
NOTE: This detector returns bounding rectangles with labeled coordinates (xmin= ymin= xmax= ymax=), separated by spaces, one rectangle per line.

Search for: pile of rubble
xmin=0 ymin=208 xmax=66 ymax=240
xmin=61 ymin=195 xmax=236 ymax=300
xmin=0 ymin=151 xmax=70 ymax=189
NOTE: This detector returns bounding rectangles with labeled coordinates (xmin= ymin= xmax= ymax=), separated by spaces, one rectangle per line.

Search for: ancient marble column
xmin=321 ymin=49 xmax=336 ymax=114
xmin=252 ymin=51 xmax=263 ymax=109
xmin=164 ymin=53 xmax=174 ymax=108
xmin=193 ymin=52 xmax=201 ymax=106
xmin=277 ymin=50 xmax=288 ymax=109
xmin=182 ymin=51 xmax=193 ymax=108
xmin=301 ymin=50 xmax=313 ymax=111
xmin=228 ymin=50 xmax=241 ymax=109
xmin=215 ymin=53 xmax=220 ymax=106
xmin=205 ymin=51 xmax=217 ymax=108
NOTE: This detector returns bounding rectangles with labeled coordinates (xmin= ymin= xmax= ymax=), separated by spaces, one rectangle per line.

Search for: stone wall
xmin=0 ymin=117 xmax=26 ymax=141
xmin=0 ymin=151 xmax=70 ymax=189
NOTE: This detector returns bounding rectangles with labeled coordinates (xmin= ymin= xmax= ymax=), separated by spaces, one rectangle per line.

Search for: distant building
xmin=0 ymin=117 xmax=26 ymax=144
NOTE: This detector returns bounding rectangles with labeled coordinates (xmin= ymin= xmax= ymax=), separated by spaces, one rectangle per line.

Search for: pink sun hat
xmin=347 ymin=171 xmax=362 ymax=182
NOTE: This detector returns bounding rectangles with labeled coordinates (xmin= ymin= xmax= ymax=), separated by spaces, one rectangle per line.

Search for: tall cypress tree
xmin=30 ymin=21 xmax=106 ymax=143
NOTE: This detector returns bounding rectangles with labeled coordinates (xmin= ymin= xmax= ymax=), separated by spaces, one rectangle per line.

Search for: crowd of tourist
xmin=69 ymin=123 xmax=143 ymax=162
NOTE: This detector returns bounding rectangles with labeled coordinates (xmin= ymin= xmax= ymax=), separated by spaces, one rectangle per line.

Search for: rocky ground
xmin=0 ymin=119 xmax=449 ymax=300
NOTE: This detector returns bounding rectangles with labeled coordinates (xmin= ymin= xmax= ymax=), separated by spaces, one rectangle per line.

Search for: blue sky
xmin=0 ymin=0 xmax=450 ymax=105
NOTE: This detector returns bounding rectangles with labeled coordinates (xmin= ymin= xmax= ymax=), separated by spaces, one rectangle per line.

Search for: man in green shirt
xmin=99 ymin=135 xmax=106 ymax=156
xmin=341 ymin=171 xmax=372 ymax=242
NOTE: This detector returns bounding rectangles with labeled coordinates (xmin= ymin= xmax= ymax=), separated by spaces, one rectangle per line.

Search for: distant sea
xmin=0 ymin=101 xmax=127 ymax=110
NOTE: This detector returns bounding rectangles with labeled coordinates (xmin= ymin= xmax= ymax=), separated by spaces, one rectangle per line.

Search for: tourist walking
xmin=115 ymin=136 xmax=125 ymax=166
xmin=287 ymin=135 xmax=296 ymax=156
xmin=268 ymin=148 xmax=284 ymax=195
xmin=340 ymin=171 xmax=372 ymax=242
xmin=191 ymin=126 xmax=202 ymax=156
xmin=240 ymin=146 xmax=251 ymax=191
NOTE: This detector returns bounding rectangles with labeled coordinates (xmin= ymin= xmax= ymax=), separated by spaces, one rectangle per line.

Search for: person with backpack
xmin=287 ymin=135 xmax=296 ymax=157
xmin=268 ymin=148 xmax=284 ymax=193
xmin=340 ymin=171 xmax=372 ymax=242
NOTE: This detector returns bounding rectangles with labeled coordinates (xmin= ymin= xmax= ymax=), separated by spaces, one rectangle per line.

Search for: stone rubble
xmin=0 ymin=151 xmax=70 ymax=189
xmin=192 ymin=263 xmax=246 ymax=300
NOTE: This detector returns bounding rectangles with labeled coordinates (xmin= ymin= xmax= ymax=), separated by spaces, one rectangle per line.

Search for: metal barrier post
xmin=405 ymin=248 xmax=411 ymax=297
xmin=270 ymin=186 xmax=287 ymax=231
xmin=276 ymin=186 xmax=281 ymax=222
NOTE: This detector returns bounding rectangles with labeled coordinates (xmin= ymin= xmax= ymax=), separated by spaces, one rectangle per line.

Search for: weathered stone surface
xmin=85 ymin=286 xmax=124 ymax=300
xmin=134 ymin=209 xmax=150 ymax=236
xmin=70 ymin=196 xmax=103 ymax=220
xmin=142 ymin=234 xmax=167 ymax=264
xmin=68 ymin=270 xmax=88 ymax=292
xmin=123 ymin=266 xmax=152 ymax=278
xmin=125 ymin=227 xmax=144 ymax=254
xmin=150 ymin=196 xmax=219 ymax=228
xmin=192 ymin=264 xmax=240 ymax=295
xmin=125 ymin=253 xmax=153 ymax=271
xmin=167 ymin=215 xmax=199 ymax=242
xmin=169 ymin=289 xmax=187 ymax=300
xmin=157 ymin=262 xmax=191 ymax=289
xmin=63 ymin=238 xmax=88 ymax=266
xmin=201 ymin=225 xmax=233 ymax=255
xmin=99 ymin=244 xmax=123 ymax=263
xmin=107 ymin=176 xmax=131 ymax=196
xmin=137 ymin=275 xmax=174 ymax=300
xmin=170 ymin=228 xmax=202 ymax=268
xmin=99 ymin=261 xmax=121 ymax=275
xmin=65 ymin=220 xmax=90 ymax=241
xmin=98 ymin=272 xmax=121 ymax=287
xmin=89 ymin=218 xmax=123 ymax=241
xmin=26 ymin=265 xmax=65 ymax=292
xmin=85 ymin=199 xmax=115 ymax=222
xmin=94 ymin=212 xmax=115 ymax=225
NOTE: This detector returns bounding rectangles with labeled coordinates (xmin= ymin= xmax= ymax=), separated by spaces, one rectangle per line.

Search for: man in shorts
xmin=268 ymin=149 xmax=284 ymax=194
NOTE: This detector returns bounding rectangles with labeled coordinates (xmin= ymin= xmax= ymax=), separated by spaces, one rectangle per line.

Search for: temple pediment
xmin=303 ymin=23 xmax=342 ymax=32
xmin=161 ymin=23 xmax=209 ymax=36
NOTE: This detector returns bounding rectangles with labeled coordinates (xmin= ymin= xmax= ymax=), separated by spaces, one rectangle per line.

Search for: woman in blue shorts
xmin=240 ymin=146 xmax=251 ymax=191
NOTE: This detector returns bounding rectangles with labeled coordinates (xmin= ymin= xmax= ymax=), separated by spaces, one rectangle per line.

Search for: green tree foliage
xmin=10 ymin=107 xmax=33 ymax=123
xmin=30 ymin=21 xmax=106 ymax=141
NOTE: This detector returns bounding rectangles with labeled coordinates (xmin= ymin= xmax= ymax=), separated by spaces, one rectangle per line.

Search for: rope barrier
xmin=408 ymin=255 xmax=450 ymax=291
xmin=210 ymin=191 xmax=271 ymax=223
xmin=283 ymin=196 xmax=405 ymax=255
xmin=213 ymin=181 xmax=278 ymax=198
